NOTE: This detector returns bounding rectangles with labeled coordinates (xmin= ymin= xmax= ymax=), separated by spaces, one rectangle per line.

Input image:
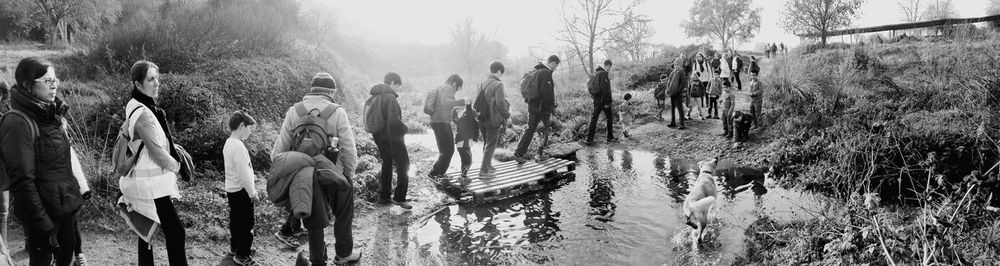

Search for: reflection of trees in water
xmin=715 ymin=167 xmax=767 ymax=200
xmin=431 ymin=193 xmax=560 ymax=264
xmin=621 ymin=150 xmax=633 ymax=170
xmin=587 ymin=150 xmax=617 ymax=222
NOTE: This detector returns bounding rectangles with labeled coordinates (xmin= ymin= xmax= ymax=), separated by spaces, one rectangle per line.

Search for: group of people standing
xmin=764 ymin=43 xmax=787 ymax=58
xmin=654 ymin=49 xmax=764 ymax=138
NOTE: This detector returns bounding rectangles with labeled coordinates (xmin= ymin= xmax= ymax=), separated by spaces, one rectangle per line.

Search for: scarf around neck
xmin=131 ymin=88 xmax=178 ymax=159
xmin=10 ymin=85 xmax=68 ymax=125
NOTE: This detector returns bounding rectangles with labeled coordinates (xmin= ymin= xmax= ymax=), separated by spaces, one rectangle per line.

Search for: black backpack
xmin=0 ymin=109 xmax=37 ymax=191
xmin=587 ymin=72 xmax=601 ymax=95
xmin=290 ymin=103 xmax=341 ymax=157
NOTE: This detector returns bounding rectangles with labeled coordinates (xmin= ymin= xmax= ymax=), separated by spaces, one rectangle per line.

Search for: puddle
xmin=404 ymin=133 xmax=829 ymax=265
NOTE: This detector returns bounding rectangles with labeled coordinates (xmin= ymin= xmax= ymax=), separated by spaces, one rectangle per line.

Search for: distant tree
xmin=899 ymin=0 xmax=923 ymax=23
xmin=449 ymin=17 xmax=507 ymax=78
xmin=781 ymin=0 xmax=866 ymax=47
xmin=989 ymin=0 xmax=1000 ymax=28
xmin=607 ymin=13 xmax=655 ymax=63
xmin=682 ymin=0 xmax=762 ymax=50
xmin=557 ymin=0 xmax=645 ymax=75
xmin=923 ymin=0 xmax=956 ymax=20
xmin=10 ymin=0 xmax=121 ymax=45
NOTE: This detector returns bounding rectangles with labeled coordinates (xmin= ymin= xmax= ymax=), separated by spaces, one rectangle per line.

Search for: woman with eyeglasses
xmin=0 ymin=57 xmax=83 ymax=266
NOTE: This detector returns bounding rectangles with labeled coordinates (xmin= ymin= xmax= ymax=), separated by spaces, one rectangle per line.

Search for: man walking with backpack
xmin=474 ymin=61 xmax=510 ymax=177
xmin=364 ymin=72 xmax=411 ymax=209
xmin=585 ymin=60 xmax=616 ymax=145
xmin=513 ymin=55 xmax=560 ymax=164
xmin=271 ymin=73 xmax=361 ymax=265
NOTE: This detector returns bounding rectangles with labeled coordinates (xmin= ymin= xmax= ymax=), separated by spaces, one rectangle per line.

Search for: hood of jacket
xmin=534 ymin=62 xmax=550 ymax=71
xmin=369 ymin=84 xmax=398 ymax=97
xmin=9 ymin=85 xmax=68 ymax=124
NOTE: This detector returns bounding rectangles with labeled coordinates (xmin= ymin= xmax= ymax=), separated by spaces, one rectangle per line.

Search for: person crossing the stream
xmin=513 ymin=55 xmax=560 ymax=164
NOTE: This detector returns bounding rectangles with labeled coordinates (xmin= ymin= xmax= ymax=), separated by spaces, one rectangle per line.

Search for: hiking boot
xmin=333 ymin=251 xmax=363 ymax=264
xmin=393 ymin=200 xmax=413 ymax=210
xmin=274 ymin=231 xmax=300 ymax=249
xmin=376 ymin=198 xmax=392 ymax=207
xmin=75 ymin=253 xmax=87 ymax=266
xmin=233 ymin=255 xmax=258 ymax=266
xmin=229 ymin=247 xmax=258 ymax=257
xmin=667 ymin=123 xmax=677 ymax=128
xmin=513 ymin=155 xmax=527 ymax=164
xmin=678 ymin=125 xmax=686 ymax=130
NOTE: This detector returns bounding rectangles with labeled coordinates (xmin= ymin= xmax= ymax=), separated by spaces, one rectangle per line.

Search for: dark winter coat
xmin=529 ymin=63 xmax=556 ymax=114
xmin=666 ymin=67 xmax=687 ymax=97
xmin=369 ymin=84 xmax=408 ymax=141
xmin=592 ymin=66 xmax=612 ymax=104
xmin=0 ymin=86 xmax=82 ymax=235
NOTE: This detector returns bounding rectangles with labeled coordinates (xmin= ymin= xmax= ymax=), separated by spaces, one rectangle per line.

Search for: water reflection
xmin=411 ymin=146 xmax=826 ymax=265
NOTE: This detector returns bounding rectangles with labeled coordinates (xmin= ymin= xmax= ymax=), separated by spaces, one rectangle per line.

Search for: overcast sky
xmin=325 ymin=0 xmax=990 ymax=55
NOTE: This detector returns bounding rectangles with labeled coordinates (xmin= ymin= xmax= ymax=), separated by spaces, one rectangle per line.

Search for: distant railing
xmin=797 ymin=14 xmax=1000 ymax=38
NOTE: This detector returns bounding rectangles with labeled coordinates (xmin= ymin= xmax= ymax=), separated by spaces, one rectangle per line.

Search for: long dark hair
xmin=14 ymin=57 xmax=53 ymax=89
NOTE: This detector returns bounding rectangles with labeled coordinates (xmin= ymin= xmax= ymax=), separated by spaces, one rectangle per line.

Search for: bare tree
xmin=450 ymin=17 xmax=486 ymax=78
xmin=557 ymin=0 xmax=644 ymax=76
xmin=607 ymin=13 xmax=655 ymax=63
xmin=781 ymin=0 xmax=866 ymax=47
xmin=11 ymin=0 xmax=121 ymax=45
xmin=302 ymin=10 xmax=337 ymax=52
xmin=682 ymin=0 xmax=762 ymax=50
xmin=923 ymin=0 xmax=955 ymax=20
xmin=899 ymin=0 xmax=922 ymax=23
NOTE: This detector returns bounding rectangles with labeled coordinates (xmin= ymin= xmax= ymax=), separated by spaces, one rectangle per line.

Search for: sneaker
xmin=393 ymin=200 xmax=413 ymax=210
xmin=479 ymin=170 xmax=494 ymax=178
xmin=678 ymin=126 xmax=686 ymax=130
xmin=333 ymin=251 xmax=363 ymax=264
xmin=229 ymin=247 xmax=258 ymax=257
xmin=513 ymin=155 xmax=527 ymax=164
xmin=376 ymin=198 xmax=392 ymax=207
xmin=75 ymin=253 xmax=87 ymax=266
xmin=274 ymin=231 xmax=300 ymax=249
xmin=233 ymin=255 xmax=258 ymax=266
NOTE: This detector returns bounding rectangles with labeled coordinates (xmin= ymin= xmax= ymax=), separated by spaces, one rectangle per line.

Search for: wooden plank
xmin=469 ymin=163 xmax=574 ymax=194
xmin=459 ymin=159 xmax=571 ymax=190
xmin=467 ymin=160 xmax=575 ymax=191
xmin=443 ymin=159 xmax=571 ymax=188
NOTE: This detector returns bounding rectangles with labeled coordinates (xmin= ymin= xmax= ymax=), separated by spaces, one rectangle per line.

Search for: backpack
xmin=519 ymin=69 xmax=540 ymax=101
xmin=363 ymin=95 xmax=387 ymax=134
xmin=111 ymin=105 xmax=147 ymax=178
xmin=473 ymin=85 xmax=491 ymax=125
xmin=422 ymin=87 xmax=440 ymax=115
xmin=289 ymin=102 xmax=340 ymax=157
xmin=690 ymin=80 xmax=706 ymax=98
xmin=587 ymin=72 xmax=601 ymax=95
xmin=0 ymin=109 xmax=38 ymax=191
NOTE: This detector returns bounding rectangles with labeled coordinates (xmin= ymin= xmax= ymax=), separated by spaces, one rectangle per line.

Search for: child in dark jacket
xmin=707 ymin=70 xmax=723 ymax=119
xmin=452 ymin=105 xmax=479 ymax=177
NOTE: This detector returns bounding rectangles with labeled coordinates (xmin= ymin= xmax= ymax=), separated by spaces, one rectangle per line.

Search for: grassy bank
xmin=732 ymin=40 xmax=1000 ymax=265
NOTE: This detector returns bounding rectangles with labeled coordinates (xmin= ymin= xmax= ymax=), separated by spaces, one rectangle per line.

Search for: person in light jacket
xmin=428 ymin=74 xmax=470 ymax=179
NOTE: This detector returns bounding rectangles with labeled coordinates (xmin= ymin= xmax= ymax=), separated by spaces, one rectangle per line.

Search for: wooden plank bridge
xmin=433 ymin=158 xmax=577 ymax=203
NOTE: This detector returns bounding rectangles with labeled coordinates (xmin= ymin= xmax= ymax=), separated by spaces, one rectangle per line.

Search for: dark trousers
xmin=25 ymin=212 xmax=77 ymax=266
xmin=428 ymin=123 xmax=455 ymax=176
xmin=722 ymin=109 xmax=733 ymax=136
xmin=734 ymin=72 xmax=743 ymax=91
xmin=707 ymin=96 xmax=719 ymax=117
xmin=669 ymin=96 xmax=685 ymax=126
xmin=374 ymin=137 xmax=409 ymax=202
xmin=586 ymin=100 xmax=614 ymax=141
xmin=280 ymin=182 xmax=355 ymax=263
xmin=227 ymin=189 xmax=254 ymax=258
xmin=479 ymin=126 xmax=500 ymax=173
xmin=138 ymin=196 xmax=187 ymax=266
xmin=750 ymin=97 xmax=763 ymax=126
xmin=514 ymin=112 xmax=552 ymax=158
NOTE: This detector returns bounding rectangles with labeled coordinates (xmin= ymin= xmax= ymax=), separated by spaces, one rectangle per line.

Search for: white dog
xmin=683 ymin=158 xmax=718 ymax=244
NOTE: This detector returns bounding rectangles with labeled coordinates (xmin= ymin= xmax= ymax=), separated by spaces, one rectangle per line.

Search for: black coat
xmin=592 ymin=67 xmax=612 ymax=104
xmin=0 ymin=87 xmax=82 ymax=235
xmin=528 ymin=63 xmax=556 ymax=114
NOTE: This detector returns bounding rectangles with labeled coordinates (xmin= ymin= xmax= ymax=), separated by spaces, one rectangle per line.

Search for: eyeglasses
xmin=34 ymin=78 xmax=60 ymax=86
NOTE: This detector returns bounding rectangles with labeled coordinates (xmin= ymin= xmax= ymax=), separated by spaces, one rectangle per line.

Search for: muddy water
xmin=405 ymin=133 xmax=828 ymax=265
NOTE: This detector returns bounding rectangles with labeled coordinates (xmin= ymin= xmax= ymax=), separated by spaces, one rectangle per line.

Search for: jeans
xmin=514 ymin=112 xmax=552 ymax=158
xmin=750 ymin=97 xmax=763 ymax=126
xmin=669 ymin=96 xmax=685 ymax=126
xmin=280 ymin=181 xmax=356 ymax=264
xmin=707 ymin=96 xmax=719 ymax=117
xmin=586 ymin=100 xmax=614 ymax=141
xmin=138 ymin=197 xmax=187 ymax=266
xmin=734 ymin=72 xmax=743 ymax=91
xmin=428 ymin=123 xmax=455 ymax=176
xmin=228 ymin=189 xmax=255 ymax=258
xmin=25 ymin=212 xmax=77 ymax=266
xmin=375 ymin=137 xmax=409 ymax=202
xmin=722 ymin=109 xmax=734 ymax=136
xmin=479 ymin=126 xmax=501 ymax=173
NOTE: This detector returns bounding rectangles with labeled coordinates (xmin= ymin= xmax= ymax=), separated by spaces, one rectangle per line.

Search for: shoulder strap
xmin=293 ymin=102 xmax=309 ymax=118
xmin=2 ymin=109 xmax=38 ymax=140
xmin=126 ymin=104 xmax=147 ymax=140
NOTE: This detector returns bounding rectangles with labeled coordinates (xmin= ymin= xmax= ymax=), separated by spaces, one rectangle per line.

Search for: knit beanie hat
xmin=310 ymin=72 xmax=337 ymax=95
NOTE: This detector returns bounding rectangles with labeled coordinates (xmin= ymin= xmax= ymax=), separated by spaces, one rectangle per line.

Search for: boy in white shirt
xmin=224 ymin=111 xmax=258 ymax=265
